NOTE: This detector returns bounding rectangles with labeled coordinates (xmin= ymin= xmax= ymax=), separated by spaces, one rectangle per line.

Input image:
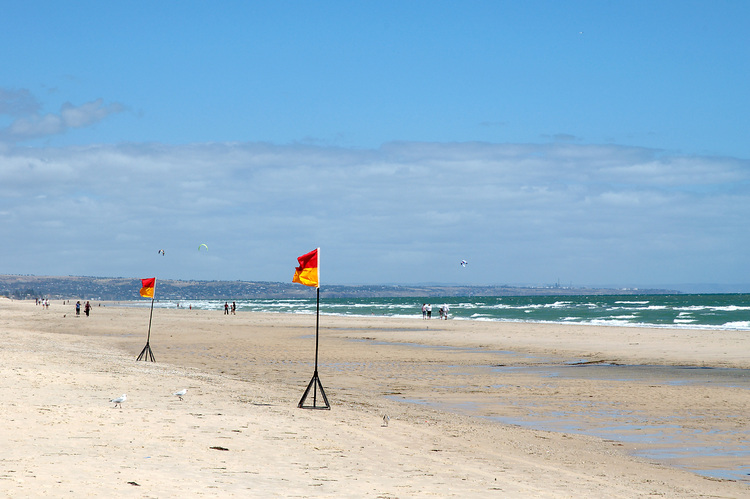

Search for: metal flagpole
xmin=314 ymin=287 xmax=320 ymax=370
xmin=298 ymin=267 xmax=330 ymax=409
xmin=137 ymin=296 xmax=156 ymax=362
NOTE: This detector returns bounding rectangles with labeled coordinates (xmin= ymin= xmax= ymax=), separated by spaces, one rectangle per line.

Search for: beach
xmin=1 ymin=298 xmax=748 ymax=497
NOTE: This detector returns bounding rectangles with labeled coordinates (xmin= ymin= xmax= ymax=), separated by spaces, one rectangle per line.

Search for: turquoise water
xmin=158 ymin=294 xmax=750 ymax=330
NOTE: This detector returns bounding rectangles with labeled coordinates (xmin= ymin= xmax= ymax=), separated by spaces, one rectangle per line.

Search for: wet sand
xmin=1 ymin=298 xmax=749 ymax=497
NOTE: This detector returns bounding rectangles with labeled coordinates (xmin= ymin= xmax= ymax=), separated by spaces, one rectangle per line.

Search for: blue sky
xmin=1 ymin=1 xmax=749 ymax=290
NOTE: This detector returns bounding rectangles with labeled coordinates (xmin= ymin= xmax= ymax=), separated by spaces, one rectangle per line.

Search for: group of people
xmin=421 ymin=303 xmax=450 ymax=320
xmin=224 ymin=302 xmax=236 ymax=315
xmin=75 ymin=300 xmax=92 ymax=317
xmin=35 ymin=298 xmax=95 ymax=317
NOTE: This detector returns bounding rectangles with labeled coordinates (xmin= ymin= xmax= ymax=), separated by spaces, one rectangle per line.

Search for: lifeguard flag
xmin=292 ymin=248 xmax=319 ymax=288
xmin=140 ymin=277 xmax=156 ymax=298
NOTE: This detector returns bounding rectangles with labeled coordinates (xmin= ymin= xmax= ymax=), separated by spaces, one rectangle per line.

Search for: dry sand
xmin=1 ymin=298 xmax=749 ymax=497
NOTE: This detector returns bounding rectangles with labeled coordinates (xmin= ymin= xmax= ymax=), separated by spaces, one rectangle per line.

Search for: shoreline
xmin=2 ymin=298 xmax=749 ymax=496
xmin=62 ymin=298 xmax=750 ymax=369
xmin=103 ymin=295 xmax=750 ymax=334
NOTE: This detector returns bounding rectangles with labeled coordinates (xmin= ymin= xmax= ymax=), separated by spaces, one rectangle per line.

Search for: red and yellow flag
xmin=292 ymin=248 xmax=319 ymax=288
xmin=140 ymin=277 xmax=156 ymax=298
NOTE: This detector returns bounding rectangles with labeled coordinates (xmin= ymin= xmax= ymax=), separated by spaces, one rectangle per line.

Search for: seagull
xmin=110 ymin=394 xmax=127 ymax=409
xmin=382 ymin=414 xmax=390 ymax=427
xmin=173 ymin=389 xmax=187 ymax=401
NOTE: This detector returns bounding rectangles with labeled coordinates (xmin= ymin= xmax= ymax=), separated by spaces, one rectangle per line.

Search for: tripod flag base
xmin=136 ymin=342 xmax=155 ymax=362
xmin=298 ymin=371 xmax=330 ymax=410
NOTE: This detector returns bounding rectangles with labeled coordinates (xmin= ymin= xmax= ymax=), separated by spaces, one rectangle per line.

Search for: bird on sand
xmin=382 ymin=414 xmax=390 ymax=427
xmin=110 ymin=394 xmax=127 ymax=408
xmin=173 ymin=389 xmax=187 ymax=401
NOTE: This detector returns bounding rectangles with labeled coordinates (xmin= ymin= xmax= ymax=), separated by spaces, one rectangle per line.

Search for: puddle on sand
xmin=387 ymin=394 xmax=750 ymax=483
xmin=494 ymin=414 xmax=750 ymax=482
xmin=494 ymin=363 xmax=750 ymax=389
xmin=356 ymin=336 xmax=750 ymax=482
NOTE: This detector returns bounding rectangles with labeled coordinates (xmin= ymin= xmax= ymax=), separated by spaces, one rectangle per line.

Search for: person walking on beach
xmin=442 ymin=304 xmax=449 ymax=320
xmin=422 ymin=303 xmax=427 ymax=319
xmin=84 ymin=301 xmax=91 ymax=317
xmin=224 ymin=302 xmax=229 ymax=315
xmin=75 ymin=301 xmax=81 ymax=316
xmin=426 ymin=304 xmax=432 ymax=319
xmin=231 ymin=302 xmax=236 ymax=315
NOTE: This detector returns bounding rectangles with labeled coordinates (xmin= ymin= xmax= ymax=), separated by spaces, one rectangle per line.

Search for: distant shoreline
xmin=0 ymin=274 xmax=680 ymax=301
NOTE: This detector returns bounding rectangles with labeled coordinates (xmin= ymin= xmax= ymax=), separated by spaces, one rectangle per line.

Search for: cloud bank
xmin=1 ymin=140 xmax=747 ymax=287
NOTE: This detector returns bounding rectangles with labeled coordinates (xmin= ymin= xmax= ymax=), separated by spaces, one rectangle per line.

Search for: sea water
xmin=154 ymin=294 xmax=750 ymax=331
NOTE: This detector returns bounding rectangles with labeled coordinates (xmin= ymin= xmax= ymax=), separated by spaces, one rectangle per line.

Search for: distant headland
xmin=0 ymin=274 xmax=678 ymax=301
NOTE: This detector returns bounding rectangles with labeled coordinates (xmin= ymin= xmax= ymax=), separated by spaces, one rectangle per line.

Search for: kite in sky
xmin=199 ymin=244 xmax=208 ymax=251
xmin=158 ymin=249 xmax=165 ymax=256
xmin=460 ymin=260 xmax=468 ymax=267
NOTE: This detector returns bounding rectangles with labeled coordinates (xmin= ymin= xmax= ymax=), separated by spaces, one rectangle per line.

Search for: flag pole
xmin=147 ymin=296 xmax=155 ymax=343
xmin=314 ymin=286 xmax=320 ymax=372
xmin=137 ymin=292 xmax=156 ymax=362
xmin=298 ymin=248 xmax=329 ymax=409
xmin=314 ymin=246 xmax=320 ymax=373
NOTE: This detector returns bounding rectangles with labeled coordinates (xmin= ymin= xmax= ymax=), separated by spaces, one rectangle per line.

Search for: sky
xmin=1 ymin=1 xmax=749 ymax=290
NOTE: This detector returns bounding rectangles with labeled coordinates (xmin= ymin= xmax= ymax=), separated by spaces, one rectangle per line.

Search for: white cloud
xmin=0 ymin=141 xmax=748 ymax=286
xmin=60 ymin=99 xmax=123 ymax=128
xmin=9 ymin=113 xmax=65 ymax=137
xmin=0 ymin=94 xmax=124 ymax=141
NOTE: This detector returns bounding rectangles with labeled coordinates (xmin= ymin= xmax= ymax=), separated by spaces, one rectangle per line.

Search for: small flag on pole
xmin=292 ymin=248 xmax=319 ymax=288
xmin=140 ymin=277 xmax=156 ymax=298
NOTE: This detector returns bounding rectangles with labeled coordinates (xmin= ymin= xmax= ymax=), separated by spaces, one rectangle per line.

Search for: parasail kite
xmin=198 ymin=244 xmax=208 ymax=251
xmin=460 ymin=260 xmax=468 ymax=267
xmin=158 ymin=249 xmax=165 ymax=256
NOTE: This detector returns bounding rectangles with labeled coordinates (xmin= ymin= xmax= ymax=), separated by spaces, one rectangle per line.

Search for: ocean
xmin=152 ymin=294 xmax=750 ymax=331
